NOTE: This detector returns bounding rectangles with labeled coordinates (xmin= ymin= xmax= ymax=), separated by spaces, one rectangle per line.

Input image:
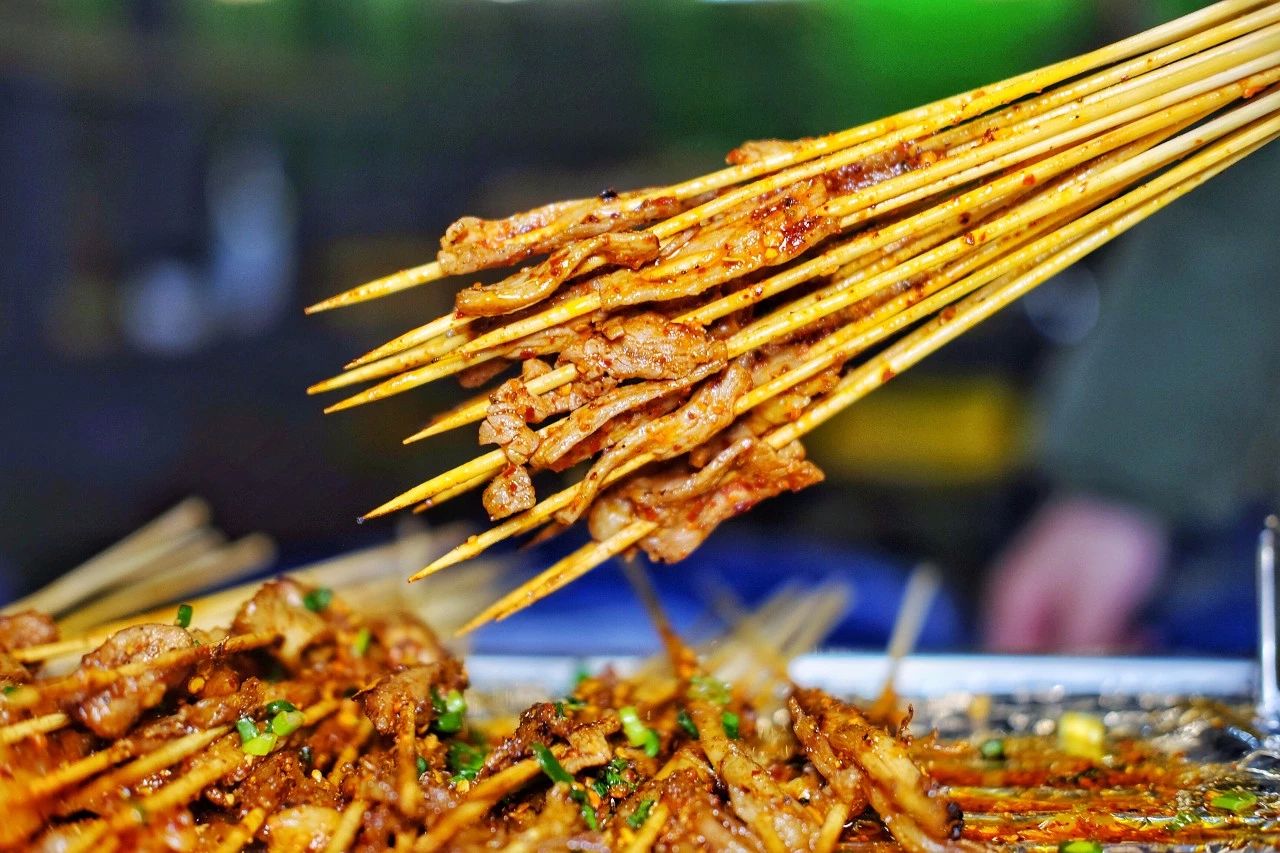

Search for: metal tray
xmin=467 ymin=652 xmax=1257 ymax=703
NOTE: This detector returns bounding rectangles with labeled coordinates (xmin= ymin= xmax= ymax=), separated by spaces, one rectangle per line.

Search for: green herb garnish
xmin=578 ymin=799 xmax=599 ymax=831
xmin=271 ymin=709 xmax=306 ymax=736
xmin=1210 ymin=790 xmax=1258 ymax=813
xmin=619 ymin=706 xmax=661 ymax=757
xmin=243 ymin=732 xmax=278 ymax=756
xmin=302 ymin=587 xmax=332 ymax=613
xmin=174 ymin=603 xmax=193 ymax=628
xmin=265 ymin=699 xmax=297 ymax=716
xmin=603 ymin=757 xmax=631 ymax=789
xmin=532 ymin=742 xmax=598 ymax=829
xmin=532 ymin=742 xmax=574 ymax=785
xmin=979 ymin=738 xmax=1005 ymax=761
xmin=676 ymin=708 xmax=699 ymax=739
xmin=236 ymin=717 xmax=259 ymax=744
xmin=627 ymin=796 xmax=656 ymax=829
xmin=721 ymin=711 xmax=741 ymax=740
xmin=416 ymin=754 xmax=429 ymax=776
xmin=448 ymin=741 xmax=486 ymax=782
xmin=2 ymin=685 xmax=16 ymax=696
xmin=431 ymin=687 xmax=467 ymax=733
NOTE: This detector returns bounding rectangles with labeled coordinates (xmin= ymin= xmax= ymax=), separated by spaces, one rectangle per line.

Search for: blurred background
xmin=4 ymin=0 xmax=1268 ymax=654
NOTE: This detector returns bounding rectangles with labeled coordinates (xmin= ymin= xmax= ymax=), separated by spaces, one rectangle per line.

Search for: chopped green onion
xmin=1210 ymin=790 xmax=1258 ymax=813
xmin=271 ymin=709 xmax=306 ymax=737
xmin=554 ymin=701 xmax=565 ymax=718
xmin=532 ymin=743 xmax=574 ymax=785
xmin=619 ymin=706 xmax=661 ymax=757
xmin=236 ymin=717 xmax=259 ymax=744
xmin=627 ymin=796 xmax=656 ymax=829
xmin=532 ymin=742 xmax=599 ymax=829
xmin=562 ymin=696 xmax=587 ymax=710
xmin=689 ymin=675 xmax=731 ymax=705
xmin=174 ymin=603 xmax=193 ymax=628
xmin=1057 ymin=842 xmax=1102 ymax=853
xmin=431 ymin=688 xmax=467 ymax=733
xmin=721 ymin=711 xmax=741 ymax=740
xmin=979 ymin=738 xmax=1005 ymax=761
xmin=573 ymin=665 xmax=590 ymax=688
xmin=447 ymin=741 xmax=486 ymax=781
xmin=676 ymin=708 xmax=699 ymax=740
xmin=352 ymin=626 xmax=371 ymax=657
xmin=1167 ymin=811 xmax=1197 ymax=831
xmin=242 ymin=732 xmax=278 ymax=756
xmin=298 ymin=746 xmax=313 ymax=768
xmin=265 ymin=699 xmax=297 ymax=716
xmin=576 ymin=797 xmax=599 ymax=831
xmin=2 ymin=685 xmax=16 ymax=695
xmin=302 ymin=587 xmax=332 ymax=613
xmin=416 ymin=754 xmax=428 ymax=776
xmin=604 ymin=757 xmax=631 ymax=790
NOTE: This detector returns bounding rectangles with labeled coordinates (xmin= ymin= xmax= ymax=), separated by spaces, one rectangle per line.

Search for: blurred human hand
xmin=982 ymin=494 xmax=1169 ymax=653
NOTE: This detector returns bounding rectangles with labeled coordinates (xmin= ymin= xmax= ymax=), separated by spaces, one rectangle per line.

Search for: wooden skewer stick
xmin=212 ymin=808 xmax=267 ymax=853
xmin=5 ymin=497 xmax=210 ymax=617
xmin=876 ymin=563 xmax=942 ymax=701
xmin=25 ymin=740 xmax=135 ymax=800
xmin=62 ymin=726 xmax=230 ymax=814
xmin=58 ymin=533 xmax=277 ymax=634
xmin=305 ymin=261 xmax=444 ymax=314
xmin=0 ymin=711 xmax=69 ymax=744
xmin=309 ymin=330 xmax=473 ymax=396
xmin=322 ymin=799 xmax=368 ymax=853
xmin=455 ymin=519 xmax=653 ymax=633
xmin=345 ymin=312 xmax=470 ymax=368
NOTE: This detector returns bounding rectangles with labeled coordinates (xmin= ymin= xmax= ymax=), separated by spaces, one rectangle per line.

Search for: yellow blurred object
xmin=1057 ymin=710 xmax=1108 ymax=761
xmin=805 ymin=374 xmax=1027 ymax=486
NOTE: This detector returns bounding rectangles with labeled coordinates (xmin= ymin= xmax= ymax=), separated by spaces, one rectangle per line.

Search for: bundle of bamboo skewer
xmin=305 ymin=0 xmax=1280 ymax=630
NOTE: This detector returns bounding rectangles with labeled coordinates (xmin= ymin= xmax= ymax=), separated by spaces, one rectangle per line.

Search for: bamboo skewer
xmin=411 ymin=101 xmax=1277 ymax=585
xmin=57 ymin=533 xmax=277 ymax=635
xmin=370 ymin=92 xmax=1243 ymax=523
xmin=4 ymin=498 xmax=210 ymax=617
xmin=447 ymin=107 xmax=1279 ymax=629
xmin=300 ymin=3 xmax=1280 ymax=627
